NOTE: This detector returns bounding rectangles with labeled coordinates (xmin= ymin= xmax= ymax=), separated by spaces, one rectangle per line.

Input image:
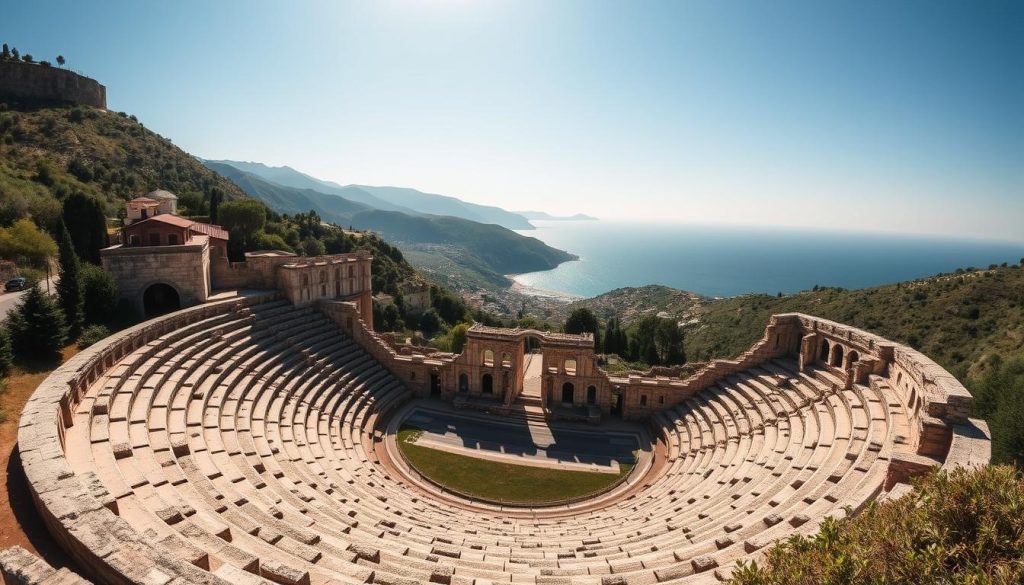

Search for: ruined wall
xmin=0 ymin=61 xmax=106 ymax=108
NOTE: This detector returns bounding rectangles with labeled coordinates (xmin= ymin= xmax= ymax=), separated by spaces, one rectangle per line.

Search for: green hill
xmin=202 ymin=163 xmax=577 ymax=289
xmin=0 ymin=104 xmax=246 ymax=224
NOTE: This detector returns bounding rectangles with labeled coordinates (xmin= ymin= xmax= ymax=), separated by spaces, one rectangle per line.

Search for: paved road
xmin=0 ymin=277 xmax=57 ymax=322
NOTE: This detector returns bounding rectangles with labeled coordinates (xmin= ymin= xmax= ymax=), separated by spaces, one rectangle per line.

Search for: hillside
xmin=685 ymin=265 xmax=1024 ymax=381
xmin=209 ymin=160 xmax=535 ymax=230
xmin=0 ymin=104 xmax=246 ymax=224
xmin=203 ymin=163 xmax=577 ymax=289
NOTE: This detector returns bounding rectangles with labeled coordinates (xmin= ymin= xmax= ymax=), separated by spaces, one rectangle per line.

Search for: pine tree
xmin=56 ymin=221 xmax=84 ymax=338
xmin=7 ymin=284 xmax=67 ymax=360
xmin=0 ymin=325 xmax=12 ymax=376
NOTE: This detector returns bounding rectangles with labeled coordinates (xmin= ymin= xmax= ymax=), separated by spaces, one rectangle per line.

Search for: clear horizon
xmin=5 ymin=1 xmax=1022 ymax=240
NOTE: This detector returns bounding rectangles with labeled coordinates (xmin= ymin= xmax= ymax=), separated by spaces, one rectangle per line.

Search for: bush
xmin=81 ymin=263 xmax=119 ymax=324
xmin=729 ymin=465 xmax=1024 ymax=585
xmin=0 ymin=326 xmax=11 ymax=375
xmin=77 ymin=324 xmax=111 ymax=349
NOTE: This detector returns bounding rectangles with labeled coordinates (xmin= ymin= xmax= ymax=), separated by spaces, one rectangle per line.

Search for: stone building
xmin=102 ymin=192 xmax=374 ymax=322
xmin=399 ymin=281 xmax=431 ymax=314
xmin=0 ymin=60 xmax=106 ymax=108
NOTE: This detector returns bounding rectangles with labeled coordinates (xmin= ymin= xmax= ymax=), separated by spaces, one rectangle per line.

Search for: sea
xmin=512 ymin=221 xmax=1024 ymax=299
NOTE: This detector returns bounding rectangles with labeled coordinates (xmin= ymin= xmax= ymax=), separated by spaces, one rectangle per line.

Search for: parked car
xmin=4 ymin=277 xmax=28 ymax=292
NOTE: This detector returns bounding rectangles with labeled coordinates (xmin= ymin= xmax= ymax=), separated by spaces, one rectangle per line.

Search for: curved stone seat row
xmin=11 ymin=298 xmax=990 ymax=585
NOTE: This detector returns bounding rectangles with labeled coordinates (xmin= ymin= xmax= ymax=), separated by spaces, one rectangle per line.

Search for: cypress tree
xmin=7 ymin=284 xmax=67 ymax=360
xmin=56 ymin=220 xmax=84 ymax=338
xmin=62 ymin=192 xmax=108 ymax=265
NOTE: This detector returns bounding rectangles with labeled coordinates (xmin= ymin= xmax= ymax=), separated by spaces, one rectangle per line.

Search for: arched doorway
xmin=586 ymin=385 xmax=597 ymax=405
xmin=430 ymin=373 xmax=441 ymax=397
xmin=831 ymin=345 xmax=844 ymax=368
xmin=481 ymin=374 xmax=493 ymax=395
xmin=819 ymin=340 xmax=830 ymax=362
xmin=561 ymin=382 xmax=574 ymax=404
xmin=458 ymin=373 xmax=469 ymax=394
xmin=143 ymin=283 xmax=180 ymax=317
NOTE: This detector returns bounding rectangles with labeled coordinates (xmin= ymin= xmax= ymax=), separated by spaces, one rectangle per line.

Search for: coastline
xmin=507 ymin=275 xmax=581 ymax=302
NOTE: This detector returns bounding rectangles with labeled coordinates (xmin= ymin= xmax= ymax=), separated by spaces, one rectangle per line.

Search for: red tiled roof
xmin=128 ymin=214 xmax=229 ymax=241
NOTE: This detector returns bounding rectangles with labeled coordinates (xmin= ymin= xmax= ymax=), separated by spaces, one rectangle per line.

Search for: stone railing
xmin=17 ymin=293 xmax=276 ymax=584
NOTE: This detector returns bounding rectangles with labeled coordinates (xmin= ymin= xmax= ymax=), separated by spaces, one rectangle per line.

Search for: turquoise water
xmin=513 ymin=221 xmax=1024 ymax=298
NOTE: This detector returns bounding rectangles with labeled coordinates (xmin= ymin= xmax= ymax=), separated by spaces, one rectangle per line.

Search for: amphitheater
xmin=3 ymin=286 xmax=990 ymax=584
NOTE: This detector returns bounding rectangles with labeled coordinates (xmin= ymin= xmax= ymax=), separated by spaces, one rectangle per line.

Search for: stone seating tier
xmin=9 ymin=297 xmax=989 ymax=585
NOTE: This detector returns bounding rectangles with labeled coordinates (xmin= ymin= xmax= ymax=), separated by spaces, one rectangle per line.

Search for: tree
xmin=0 ymin=326 xmax=12 ymax=376
xmin=208 ymin=187 xmax=224 ymax=223
xmin=81 ymin=263 xmax=118 ymax=324
xmin=56 ymin=221 xmax=84 ymax=338
xmin=1 ymin=44 xmax=9 ymax=60
xmin=0 ymin=219 xmax=57 ymax=268
xmin=7 ymin=284 xmax=67 ymax=360
xmin=301 ymin=236 xmax=326 ymax=257
xmin=564 ymin=307 xmax=600 ymax=347
xmin=62 ymin=192 xmax=108 ymax=265
xmin=218 ymin=198 xmax=267 ymax=259
xmin=603 ymin=317 xmax=628 ymax=356
xmin=21 ymin=54 xmax=33 ymax=63
xmin=56 ymin=55 xmax=65 ymax=67
xmin=418 ymin=309 xmax=443 ymax=337
xmin=218 ymin=199 xmax=266 ymax=239
xmin=10 ymin=48 xmax=19 ymax=61
xmin=373 ymin=302 xmax=404 ymax=332
xmin=655 ymin=319 xmax=686 ymax=365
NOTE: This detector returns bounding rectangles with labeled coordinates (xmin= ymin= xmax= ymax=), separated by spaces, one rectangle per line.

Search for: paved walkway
xmin=404 ymin=406 xmax=640 ymax=474
xmin=521 ymin=352 xmax=542 ymax=399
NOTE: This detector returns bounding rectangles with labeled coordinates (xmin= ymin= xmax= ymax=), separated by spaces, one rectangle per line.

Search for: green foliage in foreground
xmin=6 ymin=284 xmax=67 ymax=359
xmin=77 ymin=324 xmax=111 ymax=349
xmin=729 ymin=465 xmax=1024 ymax=585
xmin=397 ymin=428 xmax=632 ymax=504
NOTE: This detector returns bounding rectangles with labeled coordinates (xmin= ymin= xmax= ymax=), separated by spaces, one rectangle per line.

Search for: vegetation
xmin=6 ymin=284 xmax=67 ymax=360
xmin=61 ymin=191 xmax=108 ymax=264
xmin=602 ymin=317 xmax=628 ymax=356
xmin=81 ymin=263 xmax=119 ymax=324
xmin=564 ymin=307 xmax=601 ymax=346
xmin=55 ymin=221 xmax=84 ymax=337
xmin=0 ymin=102 xmax=246 ymax=226
xmin=624 ymin=314 xmax=686 ymax=365
xmin=0 ymin=219 xmax=56 ymax=268
xmin=397 ymin=427 xmax=633 ymax=504
xmin=0 ymin=325 xmax=11 ymax=376
xmin=730 ymin=465 xmax=1024 ymax=585
xmin=77 ymin=324 xmax=111 ymax=349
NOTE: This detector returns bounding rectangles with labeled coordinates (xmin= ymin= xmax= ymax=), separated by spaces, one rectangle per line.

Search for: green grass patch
xmin=397 ymin=426 xmax=634 ymax=504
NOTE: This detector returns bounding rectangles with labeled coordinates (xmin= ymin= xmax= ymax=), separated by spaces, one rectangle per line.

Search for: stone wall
xmin=17 ymin=294 xmax=275 ymax=584
xmin=0 ymin=61 xmax=106 ymax=108
xmin=100 ymin=237 xmax=211 ymax=313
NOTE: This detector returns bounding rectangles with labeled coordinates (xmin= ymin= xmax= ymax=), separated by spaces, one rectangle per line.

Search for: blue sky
xmin=5 ymin=1 xmax=1023 ymax=240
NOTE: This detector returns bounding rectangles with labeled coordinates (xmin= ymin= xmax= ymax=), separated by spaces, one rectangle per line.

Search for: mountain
xmin=517 ymin=211 xmax=598 ymax=221
xmin=353 ymin=185 xmax=534 ymax=230
xmin=201 ymin=163 xmax=576 ymax=288
xmin=207 ymin=160 xmax=534 ymax=230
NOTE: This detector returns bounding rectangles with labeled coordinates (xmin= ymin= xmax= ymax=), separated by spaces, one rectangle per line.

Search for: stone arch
xmin=142 ymin=282 xmax=180 ymax=318
xmin=458 ymin=373 xmax=469 ymax=394
xmin=561 ymin=382 xmax=575 ymax=404
xmin=830 ymin=344 xmax=844 ymax=368
xmin=483 ymin=349 xmax=494 ymax=367
xmin=501 ymin=352 xmax=512 ymax=368
xmin=846 ymin=350 xmax=860 ymax=370
xmin=586 ymin=385 xmax=597 ymax=405
xmin=481 ymin=373 xmax=493 ymax=395
xmin=819 ymin=339 xmax=830 ymax=362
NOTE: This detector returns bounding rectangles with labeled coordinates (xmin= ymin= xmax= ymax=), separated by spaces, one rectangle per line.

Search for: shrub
xmin=77 ymin=324 xmax=111 ymax=349
xmin=56 ymin=221 xmax=84 ymax=338
xmin=81 ymin=263 xmax=118 ymax=324
xmin=729 ymin=465 xmax=1024 ymax=585
xmin=0 ymin=326 xmax=11 ymax=375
